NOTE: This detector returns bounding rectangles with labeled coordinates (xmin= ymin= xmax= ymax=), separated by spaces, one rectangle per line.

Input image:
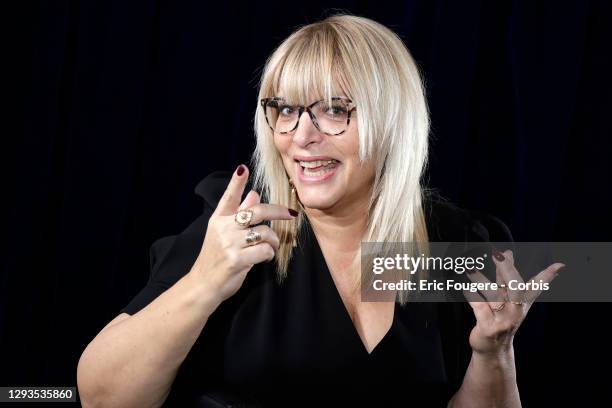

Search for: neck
xmin=304 ymin=193 xmax=370 ymax=254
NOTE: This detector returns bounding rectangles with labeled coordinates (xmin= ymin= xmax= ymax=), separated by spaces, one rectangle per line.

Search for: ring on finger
xmin=235 ymin=209 xmax=254 ymax=228
xmin=491 ymin=302 xmax=506 ymax=312
xmin=509 ymin=292 xmax=525 ymax=305
xmin=245 ymin=228 xmax=262 ymax=246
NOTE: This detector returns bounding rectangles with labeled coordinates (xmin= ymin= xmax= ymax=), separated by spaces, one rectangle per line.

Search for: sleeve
xmin=118 ymin=170 xmax=240 ymax=316
xmin=119 ymin=209 xmax=212 ymax=315
xmin=116 ymin=171 xmax=262 ymax=404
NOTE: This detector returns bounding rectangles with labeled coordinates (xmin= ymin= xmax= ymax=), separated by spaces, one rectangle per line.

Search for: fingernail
xmin=555 ymin=264 xmax=566 ymax=275
xmin=492 ymin=247 xmax=505 ymax=262
xmin=288 ymin=208 xmax=298 ymax=217
xmin=236 ymin=165 xmax=245 ymax=176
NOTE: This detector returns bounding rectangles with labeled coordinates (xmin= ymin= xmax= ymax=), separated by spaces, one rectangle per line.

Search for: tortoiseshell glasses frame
xmin=260 ymin=96 xmax=356 ymax=136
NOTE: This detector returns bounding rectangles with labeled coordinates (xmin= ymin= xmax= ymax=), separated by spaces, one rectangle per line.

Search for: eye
xmin=279 ymin=105 xmax=296 ymax=116
xmin=325 ymin=106 xmax=347 ymax=116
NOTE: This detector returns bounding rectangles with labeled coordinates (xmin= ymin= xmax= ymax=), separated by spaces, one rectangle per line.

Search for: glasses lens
xmin=264 ymin=100 xmax=299 ymax=133
xmin=311 ymin=98 xmax=350 ymax=135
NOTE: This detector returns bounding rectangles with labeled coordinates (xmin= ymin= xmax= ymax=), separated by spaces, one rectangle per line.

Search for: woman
xmin=77 ymin=14 xmax=563 ymax=407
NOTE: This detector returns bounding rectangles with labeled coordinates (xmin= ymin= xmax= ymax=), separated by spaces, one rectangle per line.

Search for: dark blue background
xmin=2 ymin=1 xmax=611 ymax=406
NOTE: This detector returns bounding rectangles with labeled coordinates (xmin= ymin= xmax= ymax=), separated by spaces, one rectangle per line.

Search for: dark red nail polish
xmin=492 ymin=247 xmax=505 ymax=262
xmin=236 ymin=165 xmax=245 ymax=176
xmin=288 ymin=208 xmax=298 ymax=217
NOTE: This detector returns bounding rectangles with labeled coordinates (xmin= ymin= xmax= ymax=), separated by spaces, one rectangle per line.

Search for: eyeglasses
xmin=260 ymin=96 xmax=356 ymax=136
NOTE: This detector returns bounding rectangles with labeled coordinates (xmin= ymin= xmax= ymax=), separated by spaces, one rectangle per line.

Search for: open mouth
xmin=295 ymin=158 xmax=341 ymax=177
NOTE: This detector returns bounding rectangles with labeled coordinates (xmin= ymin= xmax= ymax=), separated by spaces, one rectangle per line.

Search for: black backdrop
xmin=2 ymin=0 xmax=611 ymax=406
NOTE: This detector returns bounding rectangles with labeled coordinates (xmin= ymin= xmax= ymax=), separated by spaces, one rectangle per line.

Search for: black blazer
xmin=120 ymin=171 xmax=513 ymax=408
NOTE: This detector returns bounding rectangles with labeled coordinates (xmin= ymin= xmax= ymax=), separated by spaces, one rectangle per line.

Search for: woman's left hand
xmin=464 ymin=249 xmax=565 ymax=355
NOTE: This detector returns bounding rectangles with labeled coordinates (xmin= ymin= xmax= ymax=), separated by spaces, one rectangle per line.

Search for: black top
xmin=120 ymin=171 xmax=513 ymax=408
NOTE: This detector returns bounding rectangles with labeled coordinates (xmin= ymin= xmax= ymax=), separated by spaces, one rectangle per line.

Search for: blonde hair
xmin=252 ymin=14 xmax=430 ymax=305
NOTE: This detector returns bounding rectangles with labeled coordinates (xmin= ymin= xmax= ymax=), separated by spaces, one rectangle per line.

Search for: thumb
xmin=238 ymin=190 xmax=261 ymax=210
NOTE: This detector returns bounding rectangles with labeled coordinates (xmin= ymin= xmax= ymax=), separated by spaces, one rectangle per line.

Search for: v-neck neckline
xmin=303 ymin=217 xmax=397 ymax=356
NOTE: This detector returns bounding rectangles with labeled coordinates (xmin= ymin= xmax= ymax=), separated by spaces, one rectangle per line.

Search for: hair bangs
xmin=270 ymin=28 xmax=354 ymax=106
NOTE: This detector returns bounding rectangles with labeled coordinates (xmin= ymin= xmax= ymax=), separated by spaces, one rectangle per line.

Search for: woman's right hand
xmin=191 ymin=164 xmax=297 ymax=305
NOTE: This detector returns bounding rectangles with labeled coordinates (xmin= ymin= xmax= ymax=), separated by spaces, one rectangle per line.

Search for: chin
xmin=298 ymin=193 xmax=338 ymax=211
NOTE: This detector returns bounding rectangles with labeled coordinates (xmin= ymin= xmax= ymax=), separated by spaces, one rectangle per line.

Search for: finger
xmin=487 ymin=299 xmax=508 ymax=316
xmin=492 ymin=248 xmax=524 ymax=302
xmin=492 ymin=248 xmax=523 ymax=283
xmin=524 ymin=262 xmax=565 ymax=302
xmin=241 ymin=225 xmax=280 ymax=251
xmin=463 ymin=289 xmax=496 ymax=325
xmin=464 ymin=292 xmax=495 ymax=324
xmin=241 ymin=242 xmax=276 ymax=264
xmin=241 ymin=203 xmax=297 ymax=224
xmin=464 ymin=269 xmax=501 ymax=300
xmin=530 ymin=262 xmax=565 ymax=285
xmin=239 ymin=190 xmax=261 ymax=211
xmin=216 ymin=165 xmax=249 ymax=215
xmin=463 ymin=288 xmax=486 ymax=302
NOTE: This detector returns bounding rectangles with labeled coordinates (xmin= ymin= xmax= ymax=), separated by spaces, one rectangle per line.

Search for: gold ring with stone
xmin=235 ymin=209 xmax=254 ymax=228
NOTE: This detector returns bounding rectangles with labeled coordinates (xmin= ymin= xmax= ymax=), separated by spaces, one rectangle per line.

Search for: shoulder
xmin=423 ymin=191 xmax=513 ymax=242
xmin=192 ymin=172 xmax=512 ymax=242
xmin=192 ymin=171 xmax=513 ymax=243
xmin=120 ymin=170 xmax=247 ymax=315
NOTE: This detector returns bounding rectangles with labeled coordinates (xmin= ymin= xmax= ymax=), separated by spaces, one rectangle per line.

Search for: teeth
xmin=303 ymin=168 xmax=332 ymax=177
xmin=299 ymin=159 xmax=339 ymax=177
xmin=298 ymin=159 xmax=337 ymax=168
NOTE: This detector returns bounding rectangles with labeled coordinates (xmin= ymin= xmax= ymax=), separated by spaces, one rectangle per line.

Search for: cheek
xmin=339 ymin=131 xmax=375 ymax=184
xmin=339 ymin=130 xmax=361 ymax=165
xmin=273 ymin=135 xmax=290 ymax=153
xmin=273 ymin=136 xmax=294 ymax=170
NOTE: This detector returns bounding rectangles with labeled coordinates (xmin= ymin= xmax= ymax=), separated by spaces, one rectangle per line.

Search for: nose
xmin=291 ymin=110 xmax=324 ymax=147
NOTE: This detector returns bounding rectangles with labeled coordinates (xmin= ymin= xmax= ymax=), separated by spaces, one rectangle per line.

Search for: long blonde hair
xmin=252 ymin=14 xmax=430 ymax=305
